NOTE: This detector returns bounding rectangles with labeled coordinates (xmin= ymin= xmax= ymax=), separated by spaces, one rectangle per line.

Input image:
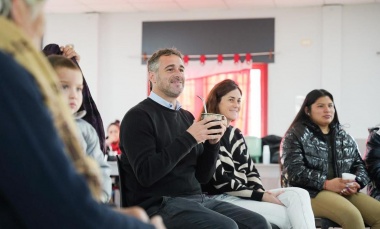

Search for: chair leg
xmin=321 ymin=218 xmax=340 ymax=229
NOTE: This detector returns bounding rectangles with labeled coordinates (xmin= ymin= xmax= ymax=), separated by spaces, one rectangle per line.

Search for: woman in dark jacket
xmin=281 ymin=89 xmax=380 ymax=229
xmin=365 ymin=125 xmax=380 ymax=201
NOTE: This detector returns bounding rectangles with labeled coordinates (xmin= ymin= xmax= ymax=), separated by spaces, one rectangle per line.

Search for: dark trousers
xmin=149 ymin=194 xmax=271 ymax=229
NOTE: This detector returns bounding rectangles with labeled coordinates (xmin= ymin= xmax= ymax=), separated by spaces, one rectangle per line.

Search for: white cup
xmin=262 ymin=145 xmax=270 ymax=164
xmin=342 ymin=173 xmax=356 ymax=185
xmin=109 ymin=151 xmax=116 ymax=156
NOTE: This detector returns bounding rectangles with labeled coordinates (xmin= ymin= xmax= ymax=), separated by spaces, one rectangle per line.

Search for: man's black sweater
xmin=120 ymin=98 xmax=220 ymax=210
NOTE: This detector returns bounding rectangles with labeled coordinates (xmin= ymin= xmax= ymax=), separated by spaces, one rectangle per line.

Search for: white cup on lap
xmin=342 ymin=173 xmax=356 ymax=186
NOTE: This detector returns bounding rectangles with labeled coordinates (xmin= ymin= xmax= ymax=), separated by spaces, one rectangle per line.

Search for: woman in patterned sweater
xmin=201 ymin=79 xmax=315 ymax=229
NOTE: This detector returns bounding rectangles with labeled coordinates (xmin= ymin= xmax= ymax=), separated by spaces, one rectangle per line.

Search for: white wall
xmin=44 ymin=13 xmax=100 ymax=102
xmin=44 ymin=3 xmax=380 ymax=139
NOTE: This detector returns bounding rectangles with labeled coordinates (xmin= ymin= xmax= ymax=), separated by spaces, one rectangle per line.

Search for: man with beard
xmin=119 ymin=48 xmax=271 ymax=229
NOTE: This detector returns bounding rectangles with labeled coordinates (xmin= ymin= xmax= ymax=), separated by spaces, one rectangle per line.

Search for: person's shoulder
xmin=335 ymin=127 xmax=358 ymax=145
xmin=76 ymin=118 xmax=97 ymax=136
xmin=76 ymin=118 xmax=92 ymax=128
xmin=225 ymin=126 xmax=241 ymax=138
xmin=179 ymin=107 xmax=193 ymax=116
xmin=335 ymin=125 xmax=351 ymax=136
xmin=231 ymin=126 xmax=242 ymax=134
xmin=0 ymin=51 xmax=30 ymax=80
xmin=127 ymin=98 xmax=178 ymax=117
xmin=283 ymin=122 xmax=307 ymax=141
xmin=368 ymin=126 xmax=380 ymax=136
xmin=120 ymin=99 xmax=154 ymax=126
xmin=287 ymin=122 xmax=305 ymax=134
xmin=0 ymin=51 xmax=41 ymax=97
xmin=176 ymin=108 xmax=195 ymax=124
xmin=127 ymin=98 xmax=154 ymax=112
xmin=230 ymin=126 xmax=244 ymax=141
xmin=368 ymin=126 xmax=380 ymax=145
xmin=0 ymin=51 xmax=16 ymax=66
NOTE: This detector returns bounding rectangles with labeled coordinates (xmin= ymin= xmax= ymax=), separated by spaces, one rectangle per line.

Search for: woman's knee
xmin=279 ymin=187 xmax=310 ymax=204
xmin=337 ymin=207 xmax=364 ymax=228
xmin=290 ymin=187 xmax=309 ymax=195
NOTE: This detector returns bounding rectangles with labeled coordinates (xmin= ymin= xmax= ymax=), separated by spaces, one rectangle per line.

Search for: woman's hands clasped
xmin=324 ymin=178 xmax=360 ymax=195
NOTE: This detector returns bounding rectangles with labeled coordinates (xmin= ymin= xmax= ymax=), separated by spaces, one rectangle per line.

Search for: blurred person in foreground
xmin=0 ymin=0 xmax=164 ymax=228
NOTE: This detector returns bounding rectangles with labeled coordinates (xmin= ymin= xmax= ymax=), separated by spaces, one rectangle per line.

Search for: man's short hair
xmin=147 ymin=48 xmax=183 ymax=73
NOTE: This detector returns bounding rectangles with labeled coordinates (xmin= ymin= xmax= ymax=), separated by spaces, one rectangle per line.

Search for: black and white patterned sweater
xmin=202 ymin=126 xmax=265 ymax=201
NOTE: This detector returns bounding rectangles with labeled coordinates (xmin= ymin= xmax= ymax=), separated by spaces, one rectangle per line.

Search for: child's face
xmin=107 ymin=125 xmax=120 ymax=143
xmin=56 ymin=67 xmax=83 ymax=114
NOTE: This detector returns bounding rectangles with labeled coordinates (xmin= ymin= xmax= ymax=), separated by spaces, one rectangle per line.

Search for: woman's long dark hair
xmin=202 ymin=79 xmax=242 ymax=119
xmin=286 ymin=89 xmax=340 ymax=133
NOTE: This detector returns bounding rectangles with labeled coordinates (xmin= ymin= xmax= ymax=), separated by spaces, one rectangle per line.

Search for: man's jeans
xmin=148 ymin=194 xmax=271 ymax=229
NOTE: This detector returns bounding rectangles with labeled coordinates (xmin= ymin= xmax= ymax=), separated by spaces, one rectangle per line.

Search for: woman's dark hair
xmin=287 ymin=89 xmax=340 ymax=132
xmin=202 ymin=79 xmax=242 ymax=118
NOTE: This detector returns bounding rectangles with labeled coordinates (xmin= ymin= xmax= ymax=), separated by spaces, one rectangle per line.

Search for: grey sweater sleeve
xmin=76 ymin=119 xmax=112 ymax=202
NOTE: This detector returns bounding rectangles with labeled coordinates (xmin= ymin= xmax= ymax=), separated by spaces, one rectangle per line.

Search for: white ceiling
xmin=45 ymin=0 xmax=380 ymax=14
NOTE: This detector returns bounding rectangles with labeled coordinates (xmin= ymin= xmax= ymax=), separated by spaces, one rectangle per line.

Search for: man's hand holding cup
xmin=187 ymin=113 xmax=226 ymax=144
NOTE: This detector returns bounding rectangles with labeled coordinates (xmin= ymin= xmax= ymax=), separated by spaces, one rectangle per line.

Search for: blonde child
xmin=48 ymin=55 xmax=112 ymax=203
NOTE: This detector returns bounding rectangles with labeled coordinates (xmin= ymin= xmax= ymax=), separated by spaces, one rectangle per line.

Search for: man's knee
xmin=241 ymin=213 xmax=272 ymax=229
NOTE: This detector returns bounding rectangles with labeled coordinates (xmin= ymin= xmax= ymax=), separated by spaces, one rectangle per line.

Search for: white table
xmin=108 ymin=161 xmax=118 ymax=176
xmin=255 ymin=163 xmax=281 ymax=190
xmin=108 ymin=161 xmax=281 ymax=189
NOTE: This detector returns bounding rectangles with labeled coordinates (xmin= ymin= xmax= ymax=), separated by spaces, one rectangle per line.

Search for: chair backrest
xmin=244 ymin=136 xmax=262 ymax=163
xmin=116 ymin=155 xmax=128 ymax=207
xmin=315 ymin=217 xmax=340 ymax=229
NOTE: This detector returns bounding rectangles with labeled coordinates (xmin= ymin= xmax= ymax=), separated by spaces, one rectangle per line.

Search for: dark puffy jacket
xmin=365 ymin=126 xmax=380 ymax=201
xmin=281 ymin=121 xmax=369 ymax=198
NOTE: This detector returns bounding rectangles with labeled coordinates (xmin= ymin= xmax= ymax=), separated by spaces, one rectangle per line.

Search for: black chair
xmin=315 ymin=217 xmax=370 ymax=229
xmin=116 ymin=155 xmax=128 ymax=207
xmin=315 ymin=217 xmax=340 ymax=229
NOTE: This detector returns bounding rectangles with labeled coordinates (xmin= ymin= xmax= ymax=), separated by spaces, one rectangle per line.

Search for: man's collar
xmin=149 ymin=92 xmax=181 ymax=110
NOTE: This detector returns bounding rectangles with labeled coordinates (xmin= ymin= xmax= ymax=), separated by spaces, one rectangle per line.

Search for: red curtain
xmin=252 ymin=63 xmax=268 ymax=137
